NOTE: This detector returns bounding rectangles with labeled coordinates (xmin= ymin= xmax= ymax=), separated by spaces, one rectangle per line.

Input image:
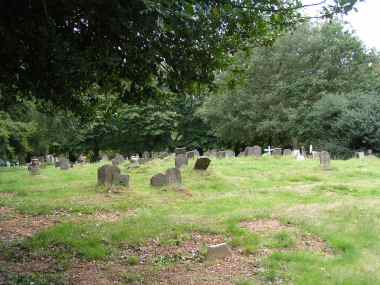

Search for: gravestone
xmin=206 ymin=243 xmax=232 ymax=261
xmin=252 ymin=145 xmax=262 ymax=157
xmin=143 ymin=151 xmax=150 ymax=160
xmin=101 ymin=154 xmax=109 ymax=161
xmin=217 ymin=151 xmax=226 ymax=159
xmin=97 ymin=165 xmax=121 ymax=187
xmin=78 ymin=154 xmax=87 ymax=164
xmin=165 ymin=168 xmax=182 ymax=185
xmin=296 ymin=153 xmax=305 ymax=161
xmin=320 ymin=151 xmax=331 ymax=170
xmin=186 ymin=151 xmax=196 ymax=160
xmin=225 ymin=150 xmax=235 ymax=158
xmin=113 ymin=154 xmax=125 ymax=165
xmin=272 ymin=148 xmax=282 ymax=157
xmin=194 ymin=157 xmax=211 ymax=171
xmin=283 ymin=149 xmax=292 ymax=156
xmin=175 ymin=154 xmax=188 ymax=169
xmin=356 ymin=151 xmax=365 ymax=159
xmin=368 ymin=149 xmax=373 ymax=155
xmin=312 ymin=151 xmax=320 ymax=160
xmin=244 ymin=146 xmax=255 ymax=156
xmin=46 ymin=154 xmax=55 ymax=165
xmin=150 ymin=173 xmax=168 ymax=187
xmin=119 ymin=174 xmax=130 ymax=187
xmin=205 ymin=149 xmax=217 ymax=157
xmin=59 ymin=158 xmax=70 ymax=170
xmin=28 ymin=158 xmax=40 ymax=175
xmin=175 ymin=147 xmax=187 ymax=155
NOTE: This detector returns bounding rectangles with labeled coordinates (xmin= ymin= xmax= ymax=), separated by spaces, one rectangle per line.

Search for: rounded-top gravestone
xmin=98 ymin=165 xmax=121 ymax=187
xmin=150 ymin=173 xmax=168 ymax=187
xmin=59 ymin=158 xmax=70 ymax=170
xmin=194 ymin=157 xmax=211 ymax=171
xmin=29 ymin=158 xmax=40 ymax=175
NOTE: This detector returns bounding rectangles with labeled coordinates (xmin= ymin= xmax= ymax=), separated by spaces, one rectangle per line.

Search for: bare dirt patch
xmin=0 ymin=213 xmax=58 ymax=242
xmin=297 ymin=234 xmax=333 ymax=255
xmin=115 ymin=233 xmax=260 ymax=284
xmin=68 ymin=261 xmax=116 ymax=285
xmin=240 ymin=219 xmax=290 ymax=233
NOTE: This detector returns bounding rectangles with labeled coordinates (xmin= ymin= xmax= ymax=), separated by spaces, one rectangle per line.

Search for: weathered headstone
xmin=112 ymin=154 xmax=125 ymax=165
xmin=175 ymin=154 xmax=188 ymax=169
xmin=252 ymin=145 xmax=262 ymax=157
xmin=59 ymin=158 xmax=70 ymax=170
xmin=312 ymin=151 xmax=320 ymax=160
xmin=283 ymin=149 xmax=292 ymax=156
xmin=165 ymin=168 xmax=182 ymax=185
xmin=194 ymin=157 xmax=211 ymax=171
xmin=368 ymin=149 xmax=373 ymax=155
xmin=175 ymin=147 xmax=187 ymax=155
xmin=206 ymin=243 xmax=232 ymax=261
xmin=186 ymin=151 xmax=196 ymax=160
xmin=217 ymin=151 xmax=226 ymax=159
xmin=225 ymin=150 xmax=235 ymax=158
xmin=150 ymin=173 xmax=168 ymax=187
xmin=97 ymin=165 xmax=121 ymax=187
xmin=244 ymin=146 xmax=255 ymax=156
xmin=320 ymin=151 xmax=331 ymax=170
xmin=101 ymin=154 xmax=109 ymax=161
xmin=356 ymin=151 xmax=365 ymax=159
xmin=78 ymin=154 xmax=87 ymax=164
xmin=272 ymin=148 xmax=282 ymax=157
xmin=143 ymin=151 xmax=150 ymax=160
xmin=119 ymin=174 xmax=130 ymax=187
xmin=28 ymin=158 xmax=40 ymax=175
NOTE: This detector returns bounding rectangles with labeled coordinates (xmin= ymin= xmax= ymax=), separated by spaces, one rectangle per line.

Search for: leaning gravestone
xmin=175 ymin=154 xmax=188 ymax=169
xmin=194 ymin=157 xmax=211 ymax=171
xmin=283 ymin=149 xmax=292 ymax=156
xmin=165 ymin=168 xmax=182 ymax=185
xmin=150 ymin=173 xmax=168 ymax=187
xmin=59 ymin=158 xmax=70 ymax=170
xmin=29 ymin=158 xmax=40 ymax=175
xmin=97 ymin=165 xmax=121 ymax=187
xmin=320 ymin=151 xmax=331 ymax=170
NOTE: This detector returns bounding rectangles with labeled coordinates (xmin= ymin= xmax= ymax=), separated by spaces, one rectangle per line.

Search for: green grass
xmin=2 ymin=156 xmax=380 ymax=284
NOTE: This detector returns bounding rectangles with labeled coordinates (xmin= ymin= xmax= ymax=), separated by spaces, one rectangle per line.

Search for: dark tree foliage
xmin=0 ymin=0 xmax=360 ymax=112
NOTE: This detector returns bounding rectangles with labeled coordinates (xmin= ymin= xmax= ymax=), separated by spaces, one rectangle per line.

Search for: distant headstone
xmin=320 ymin=151 xmax=331 ymax=170
xmin=194 ymin=157 xmax=211 ymax=171
xmin=97 ymin=165 xmax=121 ymax=187
xmin=59 ymin=158 xmax=70 ymax=170
xmin=119 ymin=174 xmax=130 ymax=187
xmin=175 ymin=154 xmax=188 ymax=169
xmin=175 ymin=147 xmax=187 ymax=155
xmin=159 ymin=152 xmax=169 ymax=159
xmin=78 ymin=154 xmax=87 ymax=164
xmin=143 ymin=151 xmax=150 ymax=160
xmin=296 ymin=153 xmax=305 ymax=161
xmin=186 ymin=151 xmax=196 ymax=160
xmin=112 ymin=154 xmax=125 ymax=165
xmin=28 ymin=158 xmax=40 ymax=175
xmin=101 ymin=154 xmax=109 ymax=161
xmin=150 ymin=173 xmax=168 ymax=187
xmin=312 ymin=151 xmax=320 ymax=160
xmin=217 ymin=151 xmax=226 ymax=159
xmin=205 ymin=149 xmax=217 ymax=157
xmin=356 ymin=151 xmax=365 ymax=159
xmin=165 ymin=168 xmax=182 ymax=185
xmin=272 ymin=148 xmax=282 ymax=157
xmin=225 ymin=150 xmax=235 ymax=158
xmin=368 ymin=149 xmax=373 ymax=155
xmin=244 ymin=146 xmax=255 ymax=156
xmin=252 ymin=145 xmax=262 ymax=157
xmin=46 ymin=154 xmax=55 ymax=165
xmin=283 ymin=149 xmax=292 ymax=156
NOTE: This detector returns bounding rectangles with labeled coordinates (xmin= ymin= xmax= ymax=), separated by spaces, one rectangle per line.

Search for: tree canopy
xmin=200 ymin=21 xmax=380 ymax=155
xmin=0 ymin=0 xmax=361 ymax=112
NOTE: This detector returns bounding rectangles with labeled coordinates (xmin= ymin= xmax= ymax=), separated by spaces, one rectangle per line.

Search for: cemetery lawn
xmin=1 ymin=157 xmax=380 ymax=284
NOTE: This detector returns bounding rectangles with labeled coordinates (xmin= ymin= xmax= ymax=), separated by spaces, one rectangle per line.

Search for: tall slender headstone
xmin=320 ymin=151 xmax=331 ymax=170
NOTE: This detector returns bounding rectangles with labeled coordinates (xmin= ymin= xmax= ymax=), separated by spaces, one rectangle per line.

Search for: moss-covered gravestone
xmin=97 ymin=165 xmax=121 ymax=187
